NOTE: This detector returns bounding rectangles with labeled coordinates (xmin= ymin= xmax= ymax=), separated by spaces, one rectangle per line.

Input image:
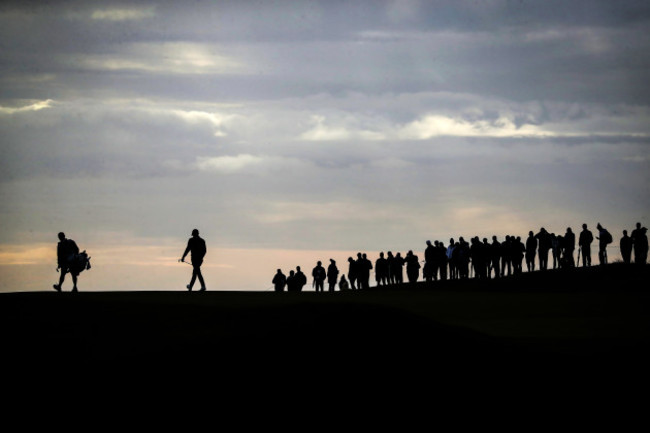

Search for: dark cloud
xmin=0 ymin=0 xmax=648 ymax=262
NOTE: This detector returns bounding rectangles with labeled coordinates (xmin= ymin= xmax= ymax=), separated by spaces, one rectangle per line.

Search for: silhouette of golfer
xmin=53 ymin=232 xmax=80 ymax=292
xmin=180 ymin=228 xmax=207 ymax=291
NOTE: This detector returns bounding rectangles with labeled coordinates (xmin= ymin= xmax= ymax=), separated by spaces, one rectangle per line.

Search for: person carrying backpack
xmin=596 ymin=223 xmax=612 ymax=265
xmin=53 ymin=232 xmax=85 ymax=292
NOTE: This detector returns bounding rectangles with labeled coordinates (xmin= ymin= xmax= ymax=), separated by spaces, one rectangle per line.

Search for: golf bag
xmin=68 ymin=250 xmax=92 ymax=276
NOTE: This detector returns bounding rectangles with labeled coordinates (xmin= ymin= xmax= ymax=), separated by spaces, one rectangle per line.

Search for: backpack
xmin=602 ymin=230 xmax=612 ymax=244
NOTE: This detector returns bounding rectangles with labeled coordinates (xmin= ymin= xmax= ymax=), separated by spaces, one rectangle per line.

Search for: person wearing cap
xmin=180 ymin=228 xmax=207 ymax=291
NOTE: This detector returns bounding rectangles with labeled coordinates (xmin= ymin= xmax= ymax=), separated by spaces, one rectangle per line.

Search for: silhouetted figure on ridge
xmin=386 ymin=251 xmax=396 ymax=284
xmin=579 ymin=224 xmax=593 ymax=267
xmin=424 ymin=241 xmax=435 ymax=282
xmin=456 ymin=238 xmax=470 ymax=279
xmin=513 ymin=236 xmax=525 ymax=274
xmin=286 ymin=270 xmax=298 ymax=292
xmin=620 ymin=230 xmax=632 ymax=264
xmin=180 ymin=228 xmax=207 ymax=291
xmin=54 ymin=232 xmax=81 ymax=292
xmin=393 ymin=252 xmax=405 ymax=284
xmin=347 ymin=257 xmax=358 ymax=289
xmin=490 ymin=236 xmax=501 ymax=278
xmin=327 ymin=259 xmax=339 ymax=291
xmin=375 ymin=252 xmax=388 ymax=286
xmin=358 ymin=253 xmax=373 ymax=289
xmin=564 ymin=228 xmax=576 ymax=268
xmin=405 ymin=250 xmax=420 ymax=284
xmin=596 ymin=223 xmax=612 ymax=265
xmin=272 ymin=269 xmax=286 ymax=292
xmin=535 ymin=227 xmax=552 ymax=271
xmin=480 ymin=237 xmax=490 ymax=278
xmin=447 ymin=239 xmax=457 ymax=280
xmin=525 ymin=231 xmax=537 ymax=272
xmin=295 ymin=266 xmax=307 ymax=292
xmin=470 ymin=237 xmax=486 ymax=279
xmin=436 ymin=241 xmax=448 ymax=280
xmin=555 ymin=235 xmax=567 ymax=268
xmin=312 ymin=261 xmax=326 ymax=292
xmin=500 ymin=236 xmax=512 ymax=276
xmin=631 ymin=222 xmax=648 ymax=265
xmin=550 ymin=233 xmax=559 ymax=269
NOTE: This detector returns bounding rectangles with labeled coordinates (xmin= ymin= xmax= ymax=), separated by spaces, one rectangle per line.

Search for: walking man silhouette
xmin=53 ymin=232 xmax=80 ymax=292
xmin=180 ymin=228 xmax=207 ymax=291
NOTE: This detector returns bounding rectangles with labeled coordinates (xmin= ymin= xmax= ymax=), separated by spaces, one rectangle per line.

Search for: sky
xmin=1 ymin=0 xmax=649 ymax=292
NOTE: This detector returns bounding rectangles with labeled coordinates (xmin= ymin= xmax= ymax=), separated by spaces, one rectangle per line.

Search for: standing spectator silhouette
xmin=286 ymin=270 xmax=297 ymax=292
xmin=375 ymin=252 xmax=388 ymax=286
xmin=490 ymin=236 xmax=501 ymax=278
xmin=327 ymin=259 xmax=339 ymax=292
xmin=447 ymin=239 xmax=457 ymax=280
xmin=555 ymin=235 xmax=568 ymax=269
xmin=631 ymin=223 xmax=648 ymax=265
xmin=358 ymin=253 xmax=373 ymax=289
xmin=596 ymin=223 xmax=612 ymax=265
xmin=564 ymin=228 xmax=576 ymax=268
xmin=456 ymin=238 xmax=470 ymax=279
xmin=312 ymin=261 xmax=326 ymax=292
xmin=513 ymin=236 xmax=525 ymax=274
xmin=393 ymin=252 xmax=405 ymax=284
xmin=295 ymin=266 xmax=307 ymax=291
xmin=424 ymin=241 xmax=436 ymax=282
xmin=386 ymin=251 xmax=396 ymax=284
xmin=620 ymin=230 xmax=633 ymax=264
xmin=470 ymin=237 xmax=486 ymax=279
xmin=53 ymin=232 xmax=80 ymax=292
xmin=437 ymin=241 xmax=448 ymax=280
xmin=579 ymin=224 xmax=593 ymax=267
xmin=347 ymin=257 xmax=358 ymax=290
xmin=535 ymin=228 xmax=552 ymax=271
xmin=180 ymin=228 xmax=207 ymax=291
xmin=272 ymin=269 xmax=287 ymax=292
xmin=501 ymin=236 xmax=512 ymax=276
xmin=354 ymin=253 xmax=364 ymax=289
xmin=550 ymin=233 xmax=559 ymax=269
xmin=525 ymin=231 xmax=537 ymax=272
xmin=405 ymin=250 xmax=420 ymax=284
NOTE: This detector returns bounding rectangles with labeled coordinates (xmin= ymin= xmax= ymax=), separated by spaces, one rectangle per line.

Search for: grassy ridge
xmin=1 ymin=263 xmax=649 ymax=392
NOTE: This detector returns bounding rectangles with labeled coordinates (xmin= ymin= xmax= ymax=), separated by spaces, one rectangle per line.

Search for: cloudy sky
xmin=1 ymin=0 xmax=649 ymax=291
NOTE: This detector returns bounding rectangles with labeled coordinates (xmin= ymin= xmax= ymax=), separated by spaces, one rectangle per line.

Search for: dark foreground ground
xmin=2 ymin=263 xmax=650 ymax=412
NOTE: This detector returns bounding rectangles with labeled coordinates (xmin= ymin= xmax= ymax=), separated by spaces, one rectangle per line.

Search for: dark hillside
xmin=2 ymin=263 xmax=649 ymax=397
